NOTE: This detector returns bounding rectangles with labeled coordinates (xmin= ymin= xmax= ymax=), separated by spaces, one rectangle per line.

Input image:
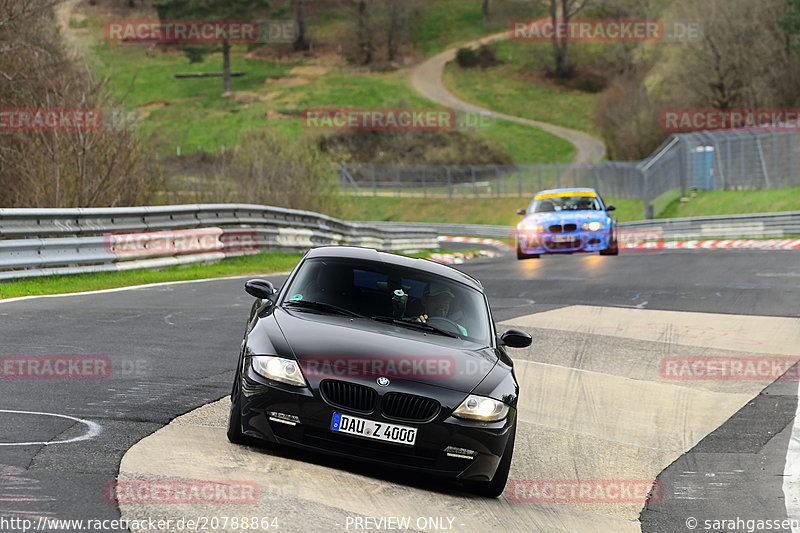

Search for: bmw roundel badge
xmin=377 ymin=377 xmax=390 ymax=387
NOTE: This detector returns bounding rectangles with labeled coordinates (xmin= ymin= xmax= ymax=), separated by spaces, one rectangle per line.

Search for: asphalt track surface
xmin=0 ymin=248 xmax=798 ymax=532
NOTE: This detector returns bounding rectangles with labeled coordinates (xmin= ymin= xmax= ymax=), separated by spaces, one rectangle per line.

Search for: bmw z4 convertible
xmin=516 ymin=187 xmax=619 ymax=259
xmin=227 ymin=246 xmax=532 ymax=497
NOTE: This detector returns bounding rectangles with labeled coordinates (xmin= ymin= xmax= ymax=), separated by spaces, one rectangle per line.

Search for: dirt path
xmin=410 ymin=32 xmax=607 ymax=163
xmin=54 ymin=0 xmax=91 ymax=57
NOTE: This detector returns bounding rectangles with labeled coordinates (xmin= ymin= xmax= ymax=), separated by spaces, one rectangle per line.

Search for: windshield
xmin=282 ymin=257 xmax=492 ymax=346
xmin=528 ymin=195 xmax=603 ymax=213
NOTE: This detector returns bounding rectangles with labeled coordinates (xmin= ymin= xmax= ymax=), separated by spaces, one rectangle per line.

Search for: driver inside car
xmin=413 ymin=283 xmax=468 ymax=336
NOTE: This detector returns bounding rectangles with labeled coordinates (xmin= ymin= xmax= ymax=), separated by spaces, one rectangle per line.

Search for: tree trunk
xmin=293 ymin=0 xmax=309 ymax=51
xmin=357 ymin=0 xmax=373 ymax=64
xmin=222 ymin=41 xmax=231 ymax=93
xmin=550 ymin=0 xmax=571 ymax=78
xmin=482 ymin=0 xmax=489 ymax=22
xmin=387 ymin=2 xmax=398 ymax=60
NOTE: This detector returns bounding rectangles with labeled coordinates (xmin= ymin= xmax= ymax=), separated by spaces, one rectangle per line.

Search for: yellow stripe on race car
xmin=535 ymin=191 xmax=597 ymax=200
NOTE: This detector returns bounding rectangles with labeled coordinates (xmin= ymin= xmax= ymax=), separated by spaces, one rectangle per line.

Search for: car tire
xmin=226 ymin=391 xmax=248 ymax=444
xmin=466 ymin=424 xmax=516 ymax=498
xmin=516 ymin=246 xmax=540 ymax=260
xmin=599 ymin=234 xmax=619 ymax=256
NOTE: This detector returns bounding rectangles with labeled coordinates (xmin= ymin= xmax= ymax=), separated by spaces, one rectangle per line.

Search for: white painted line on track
xmin=0 ymin=410 xmax=102 ymax=446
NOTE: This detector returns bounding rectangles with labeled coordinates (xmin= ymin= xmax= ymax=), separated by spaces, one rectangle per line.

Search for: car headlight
xmin=252 ymin=355 xmax=307 ymax=387
xmin=581 ymin=221 xmax=605 ymax=231
xmin=520 ymin=224 xmax=543 ymax=234
xmin=452 ymin=394 xmax=509 ymax=422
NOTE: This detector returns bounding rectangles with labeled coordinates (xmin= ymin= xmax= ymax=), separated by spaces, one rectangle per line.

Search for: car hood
xmin=259 ymin=308 xmax=498 ymax=393
xmin=519 ymin=210 xmax=609 ymax=228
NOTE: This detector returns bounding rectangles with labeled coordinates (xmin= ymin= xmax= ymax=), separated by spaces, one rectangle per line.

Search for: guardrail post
xmin=470 ymin=165 xmax=477 ymax=198
xmin=538 ymin=164 xmax=543 ymax=191
xmin=789 ymin=131 xmax=794 ymax=189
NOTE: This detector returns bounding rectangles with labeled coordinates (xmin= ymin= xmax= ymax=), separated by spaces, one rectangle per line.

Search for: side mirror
xmin=499 ymin=329 xmax=532 ymax=348
xmin=516 ymin=208 xmax=527 ymax=215
xmin=245 ymin=279 xmax=275 ymax=300
xmin=605 ymin=205 xmax=616 ymax=212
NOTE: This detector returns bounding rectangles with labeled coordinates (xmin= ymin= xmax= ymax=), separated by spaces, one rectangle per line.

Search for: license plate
xmin=331 ymin=413 xmax=417 ymax=446
xmin=554 ymin=235 xmax=573 ymax=243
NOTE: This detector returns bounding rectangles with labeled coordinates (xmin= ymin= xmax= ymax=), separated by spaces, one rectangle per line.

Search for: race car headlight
xmin=452 ymin=394 xmax=509 ymax=422
xmin=252 ymin=355 xmax=307 ymax=387
xmin=581 ymin=221 xmax=605 ymax=231
xmin=520 ymin=224 xmax=543 ymax=234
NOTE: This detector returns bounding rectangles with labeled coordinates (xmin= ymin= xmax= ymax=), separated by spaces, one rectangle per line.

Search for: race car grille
xmin=381 ymin=393 xmax=439 ymax=422
xmin=320 ymin=380 xmax=377 ymax=413
xmin=548 ymin=224 xmax=577 ymax=233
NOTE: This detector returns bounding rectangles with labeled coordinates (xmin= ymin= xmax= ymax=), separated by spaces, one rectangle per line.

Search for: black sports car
xmin=227 ymin=246 xmax=531 ymax=497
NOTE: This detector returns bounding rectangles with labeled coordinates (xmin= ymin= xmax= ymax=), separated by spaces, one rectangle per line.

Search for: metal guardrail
xmin=0 ymin=204 xmax=439 ymax=281
xmin=367 ymin=211 xmax=800 ymax=241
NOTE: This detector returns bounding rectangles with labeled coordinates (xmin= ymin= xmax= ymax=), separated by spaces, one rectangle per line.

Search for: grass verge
xmin=658 ymin=189 xmax=800 ymax=219
xmin=0 ymin=252 xmax=304 ymax=300
xmin=0 ymin=249 xmax=466 ymax=300
xmin=340 ymin=196 xmax=644 ymax=225
xmin=441 ymin=40 xmax=602 ymax=136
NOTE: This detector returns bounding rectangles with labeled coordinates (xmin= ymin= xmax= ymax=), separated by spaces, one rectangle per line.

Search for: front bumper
xmin=517 ymin=229 xmax=612 ymax=254
xmin=237 ymin=366 xmax=515 ymax=482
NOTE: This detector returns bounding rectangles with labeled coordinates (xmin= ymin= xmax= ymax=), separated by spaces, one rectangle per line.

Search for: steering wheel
xmin=425 ymin=316 xmax=463 ymax=335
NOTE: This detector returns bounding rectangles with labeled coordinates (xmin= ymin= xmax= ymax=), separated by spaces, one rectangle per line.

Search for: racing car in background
xmin=515 ymin=188 xmax=619 ymax=259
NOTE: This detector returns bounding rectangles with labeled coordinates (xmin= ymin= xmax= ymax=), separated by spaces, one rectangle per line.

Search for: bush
xmin=456 ymin=47 xmax=479 ymax=68
xmin=227 ymin=131 xmax=342 ymax=216
xmin=0 ymin=0 xmax=161 ymax=207
xmin=455 ymin=45 xmax=500 ymax=69
xmin=316 ymin=130 xmax=514 ymax=166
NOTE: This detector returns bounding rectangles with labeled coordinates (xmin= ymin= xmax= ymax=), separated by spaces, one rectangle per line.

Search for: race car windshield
xmin=282 ymin=257 xmax=492 ymax=346
xmin=529 ymin=196 xmax=602 ymax=213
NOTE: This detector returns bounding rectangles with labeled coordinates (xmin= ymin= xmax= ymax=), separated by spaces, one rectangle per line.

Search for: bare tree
xmin=548 ymin=0 xmax=592 ymax=78
xmin=0 ymin=0 xmax=160 ymax=207
xmin=660 ymin=0 xmax=799 ymax=109
xmin=292 ymin=0 xmax=310 ymax=51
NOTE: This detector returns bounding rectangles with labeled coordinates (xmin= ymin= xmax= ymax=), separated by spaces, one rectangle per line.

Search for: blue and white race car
xmin=515 ymin=188 xmax=619 ymax=259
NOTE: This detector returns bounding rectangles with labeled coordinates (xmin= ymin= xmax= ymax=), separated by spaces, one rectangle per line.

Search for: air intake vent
xmin=320 ymin=380 xmax=377 ymax=413
xmin=381 ymin=393 xmax=439 ymax=422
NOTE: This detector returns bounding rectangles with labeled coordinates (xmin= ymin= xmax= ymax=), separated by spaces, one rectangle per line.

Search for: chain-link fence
xmin=338 ymin=129 xmax=800 ymax=219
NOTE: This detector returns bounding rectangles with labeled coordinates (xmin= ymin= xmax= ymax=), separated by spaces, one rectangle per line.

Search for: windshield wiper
xmin=370 ymin=316 xmax=460 ymax=338
xmin=284 ymin=300 xmax=367 ymax=318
